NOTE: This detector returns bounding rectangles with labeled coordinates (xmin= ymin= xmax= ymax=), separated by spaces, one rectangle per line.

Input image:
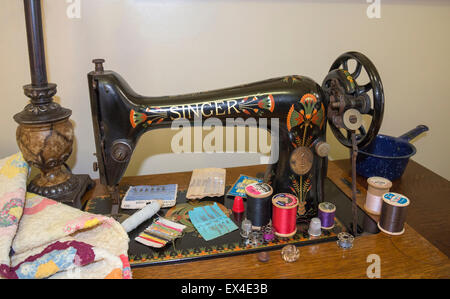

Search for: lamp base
xmin=28 ymin=174 xmax=95 ymax=209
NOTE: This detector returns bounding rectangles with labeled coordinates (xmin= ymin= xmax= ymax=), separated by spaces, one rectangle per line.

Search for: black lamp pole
xmin=24 ymin=0 xmax=47 ymax=87
xmin=14 ymin=0 xmax=93 ymax=208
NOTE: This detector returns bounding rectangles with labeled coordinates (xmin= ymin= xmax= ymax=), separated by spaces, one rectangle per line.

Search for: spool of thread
xmin=318 ymin=202 xmax=336 ymax=229
xmin=121 ymin=201 xmax=162 ymax=233
xmin=378 ymin=192 xmax=410 ymax=235
xmin=364 ymin=177 xmax=392 ymax=215
xmin=245 ymin=182 xmax=273 ymax=229
xmin=272 ymin=193 xmax=298 ymax=238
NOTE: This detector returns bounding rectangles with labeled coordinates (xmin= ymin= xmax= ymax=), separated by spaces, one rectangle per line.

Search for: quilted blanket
xmin=0 ymin=152 xmax=131 ymax=279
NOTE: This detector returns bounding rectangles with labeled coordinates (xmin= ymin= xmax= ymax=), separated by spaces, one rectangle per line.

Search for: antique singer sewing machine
xmin=87 ymin=51 xmax=384 ymax=231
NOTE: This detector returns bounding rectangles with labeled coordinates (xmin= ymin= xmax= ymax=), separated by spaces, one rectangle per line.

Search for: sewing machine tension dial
xmin=289 ymin=146 xmax=314 ymax=175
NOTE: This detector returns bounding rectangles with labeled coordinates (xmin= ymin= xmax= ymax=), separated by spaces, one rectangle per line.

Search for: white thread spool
xmin=364 ymin=177 xmax=392 ymax=215
xmin=121 ymin=201 xmax=162 ymax=233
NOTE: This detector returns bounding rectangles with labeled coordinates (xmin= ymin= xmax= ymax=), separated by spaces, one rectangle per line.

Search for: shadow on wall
xmin=122 ymin=124 xmax=350 ymax=176
xmin=124 ymin=126 xmax=272 ymax=176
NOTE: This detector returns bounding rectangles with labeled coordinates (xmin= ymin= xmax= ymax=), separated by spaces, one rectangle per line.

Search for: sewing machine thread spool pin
xmin=93 ymin=59 xmax=105 ymax=73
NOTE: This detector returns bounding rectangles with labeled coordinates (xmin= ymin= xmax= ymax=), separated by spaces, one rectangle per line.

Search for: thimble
xmin=232 ymin=196 xmax=245 ymax=213
xmin=308 ymin=217 xmax=322 ymax=237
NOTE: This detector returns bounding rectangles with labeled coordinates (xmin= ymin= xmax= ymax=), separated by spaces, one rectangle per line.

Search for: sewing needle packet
xmin=226 ymin=175 xmax=263 ymax=198
xmin=188 ymin=203 xmax=238 ymax=241
xmin=121 ymin=184 xmax=177 ymax=209
xmin=186 ymin=168 xmax=226 ymax=199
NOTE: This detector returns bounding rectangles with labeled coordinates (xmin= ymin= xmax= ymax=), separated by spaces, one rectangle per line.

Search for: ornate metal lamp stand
xmin=14 ymin=0 xmax=94 ymax=208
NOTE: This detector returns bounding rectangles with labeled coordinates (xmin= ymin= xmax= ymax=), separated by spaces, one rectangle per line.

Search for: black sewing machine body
xmin=88 ymin=52 xmax=384 ymax=220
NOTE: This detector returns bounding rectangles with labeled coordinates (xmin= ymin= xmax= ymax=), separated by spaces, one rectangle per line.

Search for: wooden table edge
xmin=82 ymin=162 xmax=450 ymax=279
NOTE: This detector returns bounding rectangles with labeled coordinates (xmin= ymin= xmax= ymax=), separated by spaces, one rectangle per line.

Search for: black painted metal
xmin=323 ymin=51 xmax=385 ymax=149
xmin=14 ymin=0 xmax=71 ymax=125
xmin=23 ymin=0 xmax=47 ymax=87
xmin=24 ymin=0 xmax=47 ymax=86
xmin=88 ymin=52 xmax=384 ymax=219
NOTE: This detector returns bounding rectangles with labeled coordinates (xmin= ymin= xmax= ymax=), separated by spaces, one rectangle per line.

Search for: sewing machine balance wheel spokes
xmin=323 ymin=51 xmax=385 ymax=149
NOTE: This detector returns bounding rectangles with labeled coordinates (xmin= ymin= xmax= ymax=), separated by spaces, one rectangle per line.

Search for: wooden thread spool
xmin=364 ymin=177 xmax=392 ymax=215
xmin=378 ymin=192 xmax=410 ymax=235
xmin=245 ymin=182 xmax=273 ymax=229
xmin=318 ymin=202 xmax=336 ymax=229
xmin=272 ymin=193 xmax=298 ymax=238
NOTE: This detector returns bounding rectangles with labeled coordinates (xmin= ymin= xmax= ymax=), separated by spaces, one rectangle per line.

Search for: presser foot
xmin=106 ymin=185 xmax=128 ymax=222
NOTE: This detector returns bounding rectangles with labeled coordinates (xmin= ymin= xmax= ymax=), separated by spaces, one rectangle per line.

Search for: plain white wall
xmin=1 ymin=0 xmax=449 ymax=180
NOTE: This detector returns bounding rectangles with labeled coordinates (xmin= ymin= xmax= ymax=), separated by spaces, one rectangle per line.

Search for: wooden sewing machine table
xmin=82 ymin=160 xmax=450 ymax=279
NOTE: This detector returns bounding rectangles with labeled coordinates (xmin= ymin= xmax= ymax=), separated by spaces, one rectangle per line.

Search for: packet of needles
xmin=226 ymin=174 xmax=263 ymax=198
xmin=188 ymin=203 xmax=238 ymax=241
xmin=135 ymin=217 xmax=186 ymax=248
xmin=121 ymin=184 xmax=177 ymax=209
xmin=186 ymin=168 xmax=226 ymax=200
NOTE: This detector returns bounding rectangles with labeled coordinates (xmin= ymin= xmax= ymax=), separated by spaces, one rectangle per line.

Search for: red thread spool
xmin=272 ymin=193 xmax=298 ymax=238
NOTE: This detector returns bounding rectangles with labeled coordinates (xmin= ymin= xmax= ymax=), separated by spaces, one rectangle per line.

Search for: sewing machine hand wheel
xmin=322 ymin=51 xmax=385 ymax=148
xmin=322 ymin=52 xmax=385 ymax=236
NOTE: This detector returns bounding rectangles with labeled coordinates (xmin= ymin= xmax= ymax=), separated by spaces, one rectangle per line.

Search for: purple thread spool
xmin=318 ymin=202 xmax=336 ymax=229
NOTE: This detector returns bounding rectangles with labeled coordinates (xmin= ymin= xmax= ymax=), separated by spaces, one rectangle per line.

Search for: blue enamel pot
xmin=356 ymin=125 xmax=429 ymax=181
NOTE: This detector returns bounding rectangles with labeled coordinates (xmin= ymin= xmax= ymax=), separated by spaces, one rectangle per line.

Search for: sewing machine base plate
xmin=83 ymin=178 xmax=378 ymax=267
